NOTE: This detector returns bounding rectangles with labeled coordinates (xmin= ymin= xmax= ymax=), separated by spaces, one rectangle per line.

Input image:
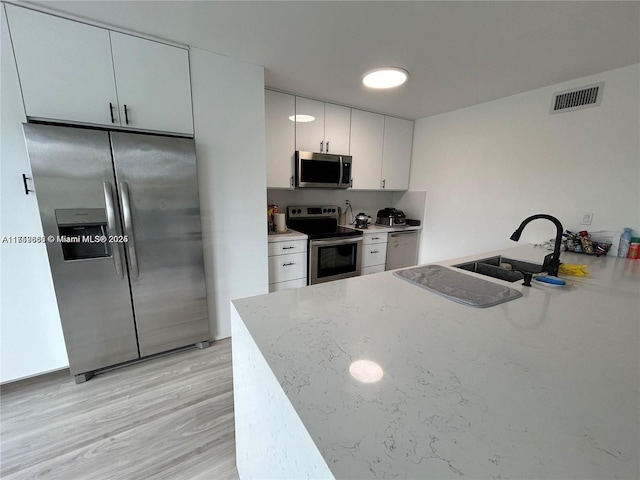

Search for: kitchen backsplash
xmin=266 ymin=189 xmax=427 ymax=225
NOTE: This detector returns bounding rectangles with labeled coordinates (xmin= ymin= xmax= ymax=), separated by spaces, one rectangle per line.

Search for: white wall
xmin=190 ymin=47 xmax=269 ymax=340
xmin=0 ymin=6 xmax=69 ymax=383
xmin=266 ymin=189 xmax=427 ymax=227
xmin=267 ymin=189 xmax=394 ymax=225
xmin=410 ymin=64 xmax=640 ymax=263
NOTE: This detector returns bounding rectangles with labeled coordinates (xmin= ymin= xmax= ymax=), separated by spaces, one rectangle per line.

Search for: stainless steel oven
xmin=309 ymin=236 xmax=362 ymax=284
xmin=287 ymin=205 xmax=363 ymax=285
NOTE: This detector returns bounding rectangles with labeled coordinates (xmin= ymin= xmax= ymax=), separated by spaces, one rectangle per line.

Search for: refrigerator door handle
xmin=103 ymin=181 xmax=124 ymax=279
xmin=119 ymin=181 xmax=139 ymax=278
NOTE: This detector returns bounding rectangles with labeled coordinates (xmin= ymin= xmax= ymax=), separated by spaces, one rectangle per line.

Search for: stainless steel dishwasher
xmin=385 ymin=230 xmax=419 ymax=270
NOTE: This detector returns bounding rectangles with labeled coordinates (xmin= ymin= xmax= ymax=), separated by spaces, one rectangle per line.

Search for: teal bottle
xmin=617 ymin=227 xmax=633 ymax=257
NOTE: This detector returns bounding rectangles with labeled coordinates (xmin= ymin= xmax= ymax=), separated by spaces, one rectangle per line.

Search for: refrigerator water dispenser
xmin=55 ymin=209 xmax=111 ymax=260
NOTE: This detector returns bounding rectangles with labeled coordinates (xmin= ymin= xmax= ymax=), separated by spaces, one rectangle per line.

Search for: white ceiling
xmin=25 ymin=1 xmax=640 ymax=120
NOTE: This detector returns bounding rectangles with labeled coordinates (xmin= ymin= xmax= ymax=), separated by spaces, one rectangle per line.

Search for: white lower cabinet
xmin=269 ymin=278 xmax=307 ymax=293
xmin=268 ymin=239 xmax=307 ymax=291
xmin=361 ymin=232 xmax=388 ymax=274
xmin=363 ymin=264 xmax=385 ymax=276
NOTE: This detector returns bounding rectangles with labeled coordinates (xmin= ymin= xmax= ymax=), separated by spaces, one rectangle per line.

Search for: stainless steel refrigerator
xmin=23 ymin=123 xmax=210 ymax=383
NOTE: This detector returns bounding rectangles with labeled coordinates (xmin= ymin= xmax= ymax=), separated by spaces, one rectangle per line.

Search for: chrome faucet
xmin=510 ymin=214 xmax=564 ymax=277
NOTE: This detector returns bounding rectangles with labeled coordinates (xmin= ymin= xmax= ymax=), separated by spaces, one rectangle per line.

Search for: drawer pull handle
xmin=282 ymin=246 xmax=295 ymax=250
xmin=370 ymin=250 xmax=379 ymax=254
xmin=372 ymin=237 xmax=380 ymax=240
xmin=282 ymin=262 xmax=295 ymax=266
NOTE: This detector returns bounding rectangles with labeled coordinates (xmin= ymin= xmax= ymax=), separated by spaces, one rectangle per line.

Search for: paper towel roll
xmin=274 ymin=213 xmax=286 ymax=233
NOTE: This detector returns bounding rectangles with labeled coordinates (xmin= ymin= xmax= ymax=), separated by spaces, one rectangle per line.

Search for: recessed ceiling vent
xmin=550 ymin=82 xmax=604 ymax=114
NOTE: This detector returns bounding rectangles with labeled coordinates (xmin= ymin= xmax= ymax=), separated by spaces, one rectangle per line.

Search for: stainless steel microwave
xmin=295 ymin=151 xmax=352 ymax=189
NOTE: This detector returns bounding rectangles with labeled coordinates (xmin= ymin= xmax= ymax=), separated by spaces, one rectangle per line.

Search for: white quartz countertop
xmin=267 ymin=229 xmax=307 ymax=242
xmin=340 ymin=223 xmax=421 ymax=233
xmin=233 ymin=245 xmax=640 ymax=479
xmin=266 ymin=225 xmax=418 ymax=242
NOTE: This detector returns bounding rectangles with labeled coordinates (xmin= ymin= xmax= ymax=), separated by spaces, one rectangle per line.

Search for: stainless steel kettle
xmin=355 ymin=212 xmax=371 ymax=229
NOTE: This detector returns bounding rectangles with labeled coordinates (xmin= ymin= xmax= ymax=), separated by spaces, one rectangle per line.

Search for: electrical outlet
xmin=580 ymin=212 xmax=594 ymax=225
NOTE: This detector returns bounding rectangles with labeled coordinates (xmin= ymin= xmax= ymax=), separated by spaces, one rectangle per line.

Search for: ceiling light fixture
xmin=362 ymin=67 xmax=408 ymax=89
xmin=289 ymin=114 xmax=315 ymax=123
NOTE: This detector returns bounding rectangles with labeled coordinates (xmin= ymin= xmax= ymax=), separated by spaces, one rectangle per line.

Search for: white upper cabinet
xmin=6 ymin=5 xmax=119 ymax=127
xmin=349 ymin=109 xmax=384 ymax=190
xmin=110 ymin=32 xmax=193 ymax=135
xmin=295 ymin=97 xmax=324 ymax=152
xmin=6 ymin=5 xmax=193 ymax=135
xmin=265 ymin=90 xmax=413 ymax=191
xmin=323 ymin=103 xmax=350 ymax=155
xmin=350 ymin=110 xmax=413 ymax=191
xmin=295 ymin=97 xmax=350 ymax=154
xmin=381 ymin=116 xmax=413 ymax=190
xmin=265 ymin=90 xmax=295 ymax=188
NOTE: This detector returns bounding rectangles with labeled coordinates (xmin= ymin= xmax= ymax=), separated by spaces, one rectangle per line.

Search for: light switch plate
xmin=580 ymin=212 xmax=594 ymax=225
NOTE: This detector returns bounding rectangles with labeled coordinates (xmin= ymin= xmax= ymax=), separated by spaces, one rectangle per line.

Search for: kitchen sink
xmin=453 ymin=256 xmax=543 ymax=283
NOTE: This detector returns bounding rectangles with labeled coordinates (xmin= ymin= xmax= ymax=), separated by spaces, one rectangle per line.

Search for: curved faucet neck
xmin=511 ymin=214 xmax=564 ymax=276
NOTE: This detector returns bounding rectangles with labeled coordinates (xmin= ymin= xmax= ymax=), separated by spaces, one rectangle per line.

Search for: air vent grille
xmin=550 ymin=82 xmax=604 ymax=114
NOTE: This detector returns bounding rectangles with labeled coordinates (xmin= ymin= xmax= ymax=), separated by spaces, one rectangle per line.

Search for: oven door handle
xmin=311 ymin=237 xmax=363 ymax=247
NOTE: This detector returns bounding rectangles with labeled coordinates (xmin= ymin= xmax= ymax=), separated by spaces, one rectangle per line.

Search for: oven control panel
xmin=287 ymin=205 xmax=339 ymax=219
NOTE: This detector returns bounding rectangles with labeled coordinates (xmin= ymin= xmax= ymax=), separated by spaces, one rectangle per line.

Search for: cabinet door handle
xmin=22 ymin=174 xmax=34 ymax=195
xmin=350 ymin=178 xmax=353 ymax=188
xmin=290 ymin=176 xmax=294 ymax=187
xmin=124 ymin=105 xmax=130 ymax=125
xmin=282 ymin=246 xmax=295 ymax=250
xmin=109 ymin=103 xmax=116 ymax=123
xmin=119 ymin=182 xmax=139 ymax=278
xmin=382 ymin=179 xmax=386 ymax=189
xmin=103 ymin=181 xmax=124 ymax=279
xmin=326 ymin=141 xmax=330 ymax=153
xmin=282 ymin=262 xmax=295 ymax=267
xmin=320 ymin=140 xmax=323 ymax=153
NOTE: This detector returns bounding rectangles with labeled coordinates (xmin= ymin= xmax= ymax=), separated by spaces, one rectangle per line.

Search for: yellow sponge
xmin=558 ymin=264 xmax=588 ymax=276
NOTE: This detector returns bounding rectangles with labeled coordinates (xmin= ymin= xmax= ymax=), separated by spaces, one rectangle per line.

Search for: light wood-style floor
xmin=1 ymin=339 xmax=239 ymax=480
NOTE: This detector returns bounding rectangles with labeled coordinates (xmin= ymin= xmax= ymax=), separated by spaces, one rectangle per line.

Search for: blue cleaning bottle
xmin=617 ymin=227 xmax=633 ymax=257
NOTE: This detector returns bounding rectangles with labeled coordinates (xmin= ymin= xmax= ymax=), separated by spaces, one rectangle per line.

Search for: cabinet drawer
xmin=363 ymin=245 xmax=387 ymax=267
xmin=362 ymin=264 xmax=385 ymax=276
xmin=268 ymin=240 xmax=307 ymax=256
xmin=363 ymin=232 xmax=388 ymax=245
xmin=269 ymin=278 xmax=307 ymax=293
xmin=268 ymin=252 xmax=307 ymax=284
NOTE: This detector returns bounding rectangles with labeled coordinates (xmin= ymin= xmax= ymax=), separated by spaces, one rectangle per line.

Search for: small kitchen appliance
xmin=355 ymin=212 xmax=371 ymax=229
xmin=295 ymin=151 xmax=352 ymax=189
xmin=376 ymin=208 xmax=406 ymax=227
xmin=287 ymin=205 xmax=363 ymax=284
